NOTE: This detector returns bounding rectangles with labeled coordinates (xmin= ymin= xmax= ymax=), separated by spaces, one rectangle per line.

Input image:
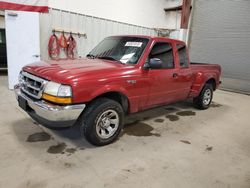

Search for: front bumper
xmin=14 ymin=85 xmax=86 ymax=128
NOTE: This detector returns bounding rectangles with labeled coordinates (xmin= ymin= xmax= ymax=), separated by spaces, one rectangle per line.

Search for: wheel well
xmin=94 ymin=92 xmax=129 ymax=114
xmin=206 ymin=78 xmax=216 ymax=90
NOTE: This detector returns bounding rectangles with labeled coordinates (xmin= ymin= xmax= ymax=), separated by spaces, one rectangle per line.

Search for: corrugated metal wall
xmin=189 ymin=0 xmax=250 ymax=94
xmin=40 ymin=8 xmax=156 ymax=60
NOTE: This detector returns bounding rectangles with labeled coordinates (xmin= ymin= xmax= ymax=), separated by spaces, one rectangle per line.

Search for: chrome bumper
xmin=14 ymin=85 xmax=85 ymax=127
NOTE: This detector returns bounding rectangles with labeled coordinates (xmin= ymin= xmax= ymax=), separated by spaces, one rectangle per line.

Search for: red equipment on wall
xmin=48 ymin=32 xmax=60 ymax=59
xmin=48 ymin=30 xmax=78 ymax=59
xmin=66 ymin=33 xmax=77 ymax=59
xmin=58 ymin=32 xmax=67 ymax=49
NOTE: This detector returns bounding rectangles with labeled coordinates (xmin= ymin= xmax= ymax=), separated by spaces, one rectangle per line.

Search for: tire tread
xmin=81 ymin=97 xmax=124 ymax=146
xmin=193 ymin=83 xmax=213 ymax=110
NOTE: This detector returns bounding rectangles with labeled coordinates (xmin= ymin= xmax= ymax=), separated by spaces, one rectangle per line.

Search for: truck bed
xmin=190 ymin=62 xmax=221 ymax=72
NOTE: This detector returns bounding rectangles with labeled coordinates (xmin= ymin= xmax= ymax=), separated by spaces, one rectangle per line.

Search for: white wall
xmin=164 ymin=0 xmax=191 ymax=43
xmin=164 ymin=0 xmax=182 ymax=29
xmin=48 ymin=0 xmax=180 ymax=29
xmin=40 ymin=9 xmax=155 ymax=60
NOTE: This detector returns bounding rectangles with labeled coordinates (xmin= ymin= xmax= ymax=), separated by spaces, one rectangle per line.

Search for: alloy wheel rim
xmin=96 ymin=109 xmax=119 ymax=139
xmin=203 ymin=89 xmax=212 ymax=105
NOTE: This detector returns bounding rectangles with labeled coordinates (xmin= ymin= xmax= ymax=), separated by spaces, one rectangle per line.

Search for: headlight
xmin=44 ymin=81 xmax=72 ymax=97
xmin=43 ymin=81 xmax=72 ymax=104
xmin=44 ymin=81 xmax=61 ymax=96
xmin=18 ymin=71 xmax=24 ymax=85
xmin=58 ymin=85 xmax=72 ymax=97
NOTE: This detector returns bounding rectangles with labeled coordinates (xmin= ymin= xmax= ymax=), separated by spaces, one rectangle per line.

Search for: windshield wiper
xmin=86 ymin=54 xmax=96 ymax=59
xmin=97 ymin=56 xmax=124 ymax=64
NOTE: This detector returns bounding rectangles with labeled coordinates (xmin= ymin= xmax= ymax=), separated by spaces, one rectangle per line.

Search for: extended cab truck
xmin=15 ymin=35 xmax=221 ymax=146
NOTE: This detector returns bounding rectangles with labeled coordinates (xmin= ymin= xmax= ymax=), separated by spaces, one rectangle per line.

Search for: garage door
xmin=189 ymin=0 xmax=250 ymax=94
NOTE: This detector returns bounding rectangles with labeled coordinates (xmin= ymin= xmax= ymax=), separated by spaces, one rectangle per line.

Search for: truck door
xmin=174 ymin=43 xmax=194 ymax=100
xmin=143 ymin=41 xmax=182 ymax=107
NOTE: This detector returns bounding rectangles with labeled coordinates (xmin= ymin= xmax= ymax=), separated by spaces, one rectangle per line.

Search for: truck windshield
xmin=87 ymin=36 xmax=149 ymax=64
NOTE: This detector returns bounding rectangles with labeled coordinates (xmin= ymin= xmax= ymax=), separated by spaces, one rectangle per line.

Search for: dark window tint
xmin=0 ymin=29 xmax=6 ymax=44
xmin=149 ymin=42 xmax=174 ymax=69
xmin=177 ymin=44 xmax=189 ymax=68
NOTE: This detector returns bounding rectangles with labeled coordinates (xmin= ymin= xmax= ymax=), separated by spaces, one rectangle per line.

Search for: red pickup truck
xmin=15 ymin=35 xmax=221 ymax=146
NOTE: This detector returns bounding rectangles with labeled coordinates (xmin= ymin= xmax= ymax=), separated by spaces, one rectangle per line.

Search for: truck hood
xmin=23 ymin=58 xmax=135 ymax=84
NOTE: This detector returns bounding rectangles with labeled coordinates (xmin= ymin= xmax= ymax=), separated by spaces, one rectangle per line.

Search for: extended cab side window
xmin=149 ymin=42 xmax=174 ymax=69
xmin=177 ymin=44 xmax=189 ymax=68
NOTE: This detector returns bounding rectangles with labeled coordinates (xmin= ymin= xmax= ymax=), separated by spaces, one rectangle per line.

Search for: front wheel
xmin=193 ymin=83 xmax=213 ymax=110
xmin=81 ymin=98 xmax=124 ymax=146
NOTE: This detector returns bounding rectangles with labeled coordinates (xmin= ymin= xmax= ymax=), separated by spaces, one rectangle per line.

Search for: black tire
xmin=193 ymin=83 xmax=213 ymax=110
xmin=81 ymin=98 xmax=124 ymax=146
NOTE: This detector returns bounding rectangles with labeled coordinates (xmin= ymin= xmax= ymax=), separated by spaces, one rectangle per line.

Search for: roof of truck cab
xmin=108 ymin=35 xmax=185 ymax=44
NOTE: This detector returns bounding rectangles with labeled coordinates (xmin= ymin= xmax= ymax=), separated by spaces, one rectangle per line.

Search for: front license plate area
xmin=18 ymin=96 xmax=28 ymax=111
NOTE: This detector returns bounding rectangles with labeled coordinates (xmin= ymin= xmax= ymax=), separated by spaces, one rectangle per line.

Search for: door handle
xmin=173 ymin=73 xmax=178 ymax=78
xmin=33 ymin=55 xmax=40 ymax=58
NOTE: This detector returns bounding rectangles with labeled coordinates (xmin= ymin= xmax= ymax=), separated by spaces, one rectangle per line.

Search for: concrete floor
xmin=1 ymin=75 xmax=250 ymax=188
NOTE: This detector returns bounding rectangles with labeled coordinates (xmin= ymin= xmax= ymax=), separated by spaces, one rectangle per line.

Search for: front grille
xmin=20 ymin=71 xmax=47 ymax=99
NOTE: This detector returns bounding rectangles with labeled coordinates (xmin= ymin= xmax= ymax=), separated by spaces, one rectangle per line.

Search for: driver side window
xmin=149 ymin=42 xmax=174 ymax=69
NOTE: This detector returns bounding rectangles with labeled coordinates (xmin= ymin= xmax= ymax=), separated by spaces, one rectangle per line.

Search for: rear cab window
xmin=176 ymin=44 xmax=189 ymax=68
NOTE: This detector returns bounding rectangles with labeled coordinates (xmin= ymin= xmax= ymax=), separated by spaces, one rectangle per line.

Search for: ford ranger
xmin=15 ymin=35 xmax=221 ymax=146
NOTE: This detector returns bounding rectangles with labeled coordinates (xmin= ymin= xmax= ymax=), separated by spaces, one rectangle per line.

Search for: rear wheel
xmin=193 ymin=84 xmax=213 ymax=110
xmin=81 ymin=98 xmax=124 ymax=146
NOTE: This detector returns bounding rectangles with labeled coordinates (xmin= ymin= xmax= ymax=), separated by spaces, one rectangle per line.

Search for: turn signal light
xmin=42 ymin=93 xmax=72 ymax=104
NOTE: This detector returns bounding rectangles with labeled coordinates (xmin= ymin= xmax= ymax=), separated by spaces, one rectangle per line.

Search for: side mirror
xmin=144 ymin=58 xmax=162 ymax=69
